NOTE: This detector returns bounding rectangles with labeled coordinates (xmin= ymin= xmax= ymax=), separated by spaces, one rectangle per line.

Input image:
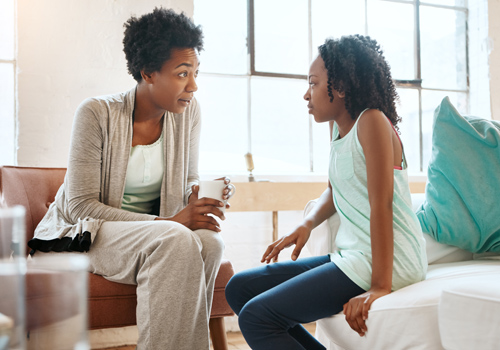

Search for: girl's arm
xmin=301 ymin=183 xmax=337 ymax=232
xmin=343 ymin=109 xmax=396 ymax=336
xmin=261 ymin=184 xmax=336 ymax=263
xmin=261 ymin=121 xmax=337 ymax=263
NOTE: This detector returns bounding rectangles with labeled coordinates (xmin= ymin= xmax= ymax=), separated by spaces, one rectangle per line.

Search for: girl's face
xmin=143 ymin=48 xmax=200 ymax=114
xmin=303 ymin=55 xmax=345 ymax=123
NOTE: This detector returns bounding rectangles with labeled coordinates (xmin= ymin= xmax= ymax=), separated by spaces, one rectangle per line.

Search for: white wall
xmin=469 ymin=0 xmax=491 ymax=119
xmin=16 ymin=0 xmax=193 ymax=166
xmin=489 ymin=0 xmax=500 ymax=121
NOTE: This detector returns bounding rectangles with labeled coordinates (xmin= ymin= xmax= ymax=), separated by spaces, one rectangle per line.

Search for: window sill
xmin=200 ymin=172 xmax=427 ymax=184
xmin=205 ymin=173 xmax=427 ymax=212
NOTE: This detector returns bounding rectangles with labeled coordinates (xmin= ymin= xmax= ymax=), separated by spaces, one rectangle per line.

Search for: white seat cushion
xmin=439 ymin=279 xmax=500 ymax=350
xmin=316 ymin=260 xmax=500 ymax=350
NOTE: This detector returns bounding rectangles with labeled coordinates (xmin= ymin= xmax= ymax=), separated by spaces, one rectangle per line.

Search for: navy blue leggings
xmin=225 ymin=255 xmax=365 ymax=350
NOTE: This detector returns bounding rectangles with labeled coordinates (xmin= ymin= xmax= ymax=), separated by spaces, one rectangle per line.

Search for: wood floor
xmin=101 ymin=323 xmax=316 ymax=350
xmin=216 ymin=323 xmax=317 ymax=350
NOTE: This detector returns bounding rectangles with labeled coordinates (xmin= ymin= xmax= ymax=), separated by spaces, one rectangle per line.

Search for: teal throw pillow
xmin=416 ymin=97 xmax=500 ymax=253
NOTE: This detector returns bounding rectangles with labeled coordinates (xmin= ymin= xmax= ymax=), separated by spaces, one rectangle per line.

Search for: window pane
xmin=0 ymin=0 xmax=15 ymax=60
xmin=397 ymin=88 xmax=421 ymax=173
xmin=421 ymin=90 xmax=467 ymax=171
xmin=254 ymin=0 xmax=308 ymax=75
xmin=421 ymin=0 xmax=466 ymax=7
xmin=251 ymin=77 xmax=310 ymax=173
xmin=368 ymin=1 xmax=414 ymax=80
xmin=196 ymin=75 xmax=248 ymax=173
xmin=312 ymin=117 xmax=330 ymax=174
xmin=194 ymin=0 xmax=247 ymax=75
xmin=311 ymin=0 xmax=365 ymax=52
xmin=420 ymin=7 xmax=467 ymax=90
xmin=0 ymin=63 xmax=15 ymax=165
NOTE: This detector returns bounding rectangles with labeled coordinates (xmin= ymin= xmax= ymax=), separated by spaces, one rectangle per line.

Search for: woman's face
xmin=303 ymin=55 xmax=345 ymax=123
xmin=144 ymin=48 xmax=200 ymax=114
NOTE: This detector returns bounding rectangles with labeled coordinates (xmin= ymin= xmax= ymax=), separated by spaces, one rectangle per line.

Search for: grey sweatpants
xmin=38 ymin=220 xmax=224 ymax=350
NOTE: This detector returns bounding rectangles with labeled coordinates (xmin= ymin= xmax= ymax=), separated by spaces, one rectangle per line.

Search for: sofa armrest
xmin=304 ymin=199 xmax=340 ymax=257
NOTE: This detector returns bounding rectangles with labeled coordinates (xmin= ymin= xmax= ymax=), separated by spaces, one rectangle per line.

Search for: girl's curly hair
xmin=318 ymin=35 xmax=401 ymax=129
xmin=123 ymin=8 xmax=204 ymax=82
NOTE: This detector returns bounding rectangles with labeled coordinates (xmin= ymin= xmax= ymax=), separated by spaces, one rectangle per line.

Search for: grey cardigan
xmin=30 ymin=88 xmax=200 ymax=252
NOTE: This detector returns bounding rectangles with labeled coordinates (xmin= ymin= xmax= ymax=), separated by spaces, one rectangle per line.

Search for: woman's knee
xmin=193 ymin=229 xmax=225 ymax=258
xmin=154 ymin=222 xmax=203 ymax=255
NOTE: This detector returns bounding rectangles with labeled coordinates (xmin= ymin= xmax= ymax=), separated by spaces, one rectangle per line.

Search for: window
xmin=0 ymin=0 xmax=16 ymax=165
xmin=194 ymin=0 xmax=468 ymax=175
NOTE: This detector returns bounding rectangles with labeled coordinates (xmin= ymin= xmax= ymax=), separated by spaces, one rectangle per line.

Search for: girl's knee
xmin=225 ymin=272 xmax=254 ymax=315
xmin=225 ymin=275 xmax=239 ymax=312
xmin=237 ymin=299 xmax=266 ymax=330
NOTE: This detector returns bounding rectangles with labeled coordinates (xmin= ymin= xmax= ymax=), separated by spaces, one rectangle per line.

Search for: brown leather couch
xmin=0 ymin=166 xmax=235 ymax=350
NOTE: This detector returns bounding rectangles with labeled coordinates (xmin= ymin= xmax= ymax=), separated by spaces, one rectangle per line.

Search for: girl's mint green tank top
xmin=329 ymin=110 xmax=427 ymax=291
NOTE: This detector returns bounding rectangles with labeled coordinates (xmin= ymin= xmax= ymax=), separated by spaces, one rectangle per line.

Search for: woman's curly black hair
xmin=123 ymin=8 xmax=204 ymax=82
xmin=319 ymin=35 xmax=401 ymax=129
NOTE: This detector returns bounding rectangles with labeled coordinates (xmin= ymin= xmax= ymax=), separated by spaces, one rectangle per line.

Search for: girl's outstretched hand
xmin=261 ymin=225 xmax=312 ymax=264
xmin=343 ymin=288 xmax=391 ymax=337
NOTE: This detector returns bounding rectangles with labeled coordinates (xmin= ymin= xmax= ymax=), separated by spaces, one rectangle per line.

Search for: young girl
xmin=225 ymin=35 xmax=427 ymax=350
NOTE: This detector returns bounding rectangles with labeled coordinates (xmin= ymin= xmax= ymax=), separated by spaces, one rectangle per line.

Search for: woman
xmin=29 ymin=8 xmax=230 ymax=350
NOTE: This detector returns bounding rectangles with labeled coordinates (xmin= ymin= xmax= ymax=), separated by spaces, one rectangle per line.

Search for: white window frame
xmin=247 ymin=0 xmax=469 ymax=173
xmin=195 ymin=0 xmax=469 ymax=175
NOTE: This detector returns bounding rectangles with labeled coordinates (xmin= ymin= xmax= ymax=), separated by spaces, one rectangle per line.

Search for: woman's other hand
xmin=261 ymin=224 xmax=312 ymax=264
xmin=215 ymin=176 xmax=233 ymax=210
xmin=343 ymin=288 xmax=390 ymax=337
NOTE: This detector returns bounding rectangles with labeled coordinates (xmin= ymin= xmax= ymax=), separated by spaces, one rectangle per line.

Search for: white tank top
xmin=121 ymin=133 xmax=164 ymax=214
xmin=329 ymin=109 xmax=427 ymax=291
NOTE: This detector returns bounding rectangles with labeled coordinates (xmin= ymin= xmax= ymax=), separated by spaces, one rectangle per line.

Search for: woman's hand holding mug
xmin=198 ymin=177 xmax=236 ymax=213
xmin=157 ymin=178 xmax=235 ymax=232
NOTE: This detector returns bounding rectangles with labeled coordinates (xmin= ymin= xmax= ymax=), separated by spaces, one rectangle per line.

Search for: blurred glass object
xmin=0 ymin=206 xmax=26 ymax=350
xmin=25 ymin=255 xmax=89 ymax=350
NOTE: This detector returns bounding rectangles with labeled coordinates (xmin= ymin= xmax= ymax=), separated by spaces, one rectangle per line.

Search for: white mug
xmin=198 ymin=180 xmax=236 ymax=214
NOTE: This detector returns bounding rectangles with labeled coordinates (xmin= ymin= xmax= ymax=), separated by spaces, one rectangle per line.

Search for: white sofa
xmin=305 ymin=193 xmax=500 ymax=350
